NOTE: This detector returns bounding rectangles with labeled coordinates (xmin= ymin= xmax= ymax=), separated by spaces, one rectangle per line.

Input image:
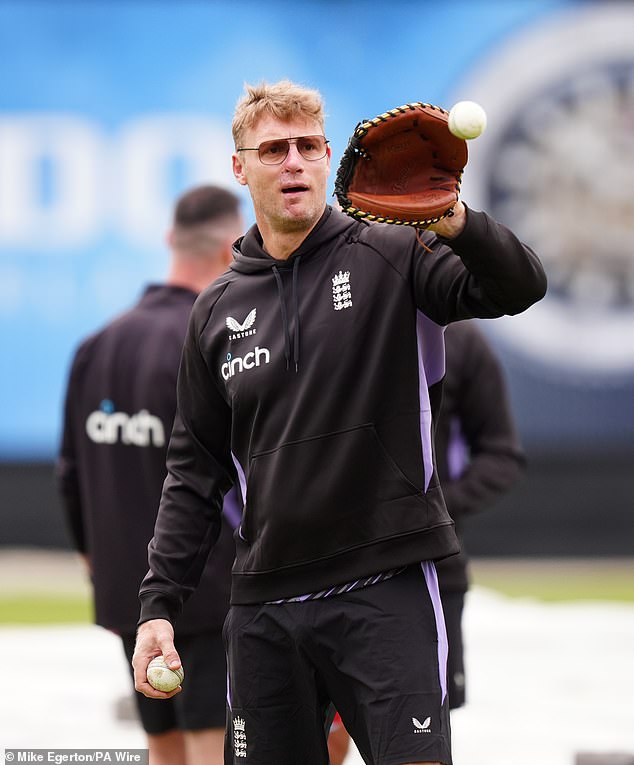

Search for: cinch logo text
xmin=221 ymin=346 xmax=270 ymax=380
xmin=85 ymin=401 xmax=165 ymax=447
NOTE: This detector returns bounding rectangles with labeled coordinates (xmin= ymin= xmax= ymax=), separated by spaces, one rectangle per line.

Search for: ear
xmin=221 ymin=242 xmax=234 ymax=268
xmin=232 ymin=153 xmax=248 ymax=186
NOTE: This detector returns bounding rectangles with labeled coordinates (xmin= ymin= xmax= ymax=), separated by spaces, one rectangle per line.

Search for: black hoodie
xmin=139 ymin=205 xmax=546 ymax=619
xmin=57 ymin=285 xmax=235 ymax=633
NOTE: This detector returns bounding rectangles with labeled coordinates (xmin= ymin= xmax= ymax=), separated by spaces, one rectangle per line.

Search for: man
xmin=133 ymin=80 xmax=547 ymax=765
xmin=435 ymin=320 xmax=526 ymax=711
xmin=57 ymin=185 xmax=243 ymax=765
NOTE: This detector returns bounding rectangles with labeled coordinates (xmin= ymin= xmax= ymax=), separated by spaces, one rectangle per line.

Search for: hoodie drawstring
xmin=291 ymin=256 xmax=301 ymax=372
xmin=272 ymin=266 xmax=290 ymax=370
xmin=272 ymin=256 xmax=302 ymax=372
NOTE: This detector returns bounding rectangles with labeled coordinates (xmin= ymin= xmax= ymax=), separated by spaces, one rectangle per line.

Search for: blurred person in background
xmin=326 ymin=319 xmax=525 ymax=761
xmin=434 ymin=319 xmax=525 ymax=711
xmin=56 ymin=185 xmax=244 ymax=765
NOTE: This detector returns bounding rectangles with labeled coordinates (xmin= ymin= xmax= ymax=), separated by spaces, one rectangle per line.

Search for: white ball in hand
xmin=448 ymin=101 xmax=487 ymax=140
xmin=147 ymin=655 xmax=184 ymax=692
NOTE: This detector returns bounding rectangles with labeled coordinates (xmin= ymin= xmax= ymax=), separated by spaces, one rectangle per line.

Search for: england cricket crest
xmin=332 ymin=270 xmax=352 ymax=311
xmin=233 ymin=715 xmax=247 ymax=758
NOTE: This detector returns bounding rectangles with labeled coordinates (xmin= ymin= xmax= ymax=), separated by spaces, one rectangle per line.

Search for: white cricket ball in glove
xmin=448 ymin=101 xmax=487 ymax=140
xmin=147 ymin=655 xmax=184 ymax=692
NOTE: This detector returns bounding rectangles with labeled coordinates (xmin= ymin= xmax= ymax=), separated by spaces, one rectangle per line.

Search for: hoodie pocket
xmin=241 ymin=423 xmax=427 ymax=570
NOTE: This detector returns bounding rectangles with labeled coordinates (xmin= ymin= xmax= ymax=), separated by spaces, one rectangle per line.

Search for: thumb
xmin=146 ymin=618 xmax=180 ymax=669
xmin=160 ymin=644 xmax=181 ymax=671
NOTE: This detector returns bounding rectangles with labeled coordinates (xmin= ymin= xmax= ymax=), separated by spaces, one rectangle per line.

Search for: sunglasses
xmin=237 ymin=135 xmax=329 ymax=165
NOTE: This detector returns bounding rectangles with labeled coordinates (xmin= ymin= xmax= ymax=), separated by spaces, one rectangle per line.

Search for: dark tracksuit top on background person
xmin=434 ymin=320 xmax=526 ymax=595
xmin=138 ymin=205 xmax=547 ymax=622
xmin=57 ymin=285 xmax=235 ymax=636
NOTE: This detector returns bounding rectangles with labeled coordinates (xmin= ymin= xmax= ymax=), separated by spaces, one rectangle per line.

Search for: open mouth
xmin=282 ymin=185 xmax=308 ymax=195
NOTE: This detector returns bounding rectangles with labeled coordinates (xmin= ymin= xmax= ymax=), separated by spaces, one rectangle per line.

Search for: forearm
xmin=138 ymin=403 xmax=233 ymax=625
xmin=418 ymin=206 xmax=547 ymax=323
xmin=446 ymin=207 xmax=547 ymax=315
xmin=139 ymin=460 xmax=230 ymax=625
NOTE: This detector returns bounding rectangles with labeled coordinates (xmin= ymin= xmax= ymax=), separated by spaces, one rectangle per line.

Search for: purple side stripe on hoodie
xmin=231 ymin=452 xmax=248 ymax=541
xmin=416 ymin=312 xmax=446 ymax=491
xmin=222 ymin=485 xmax=242 ymax=530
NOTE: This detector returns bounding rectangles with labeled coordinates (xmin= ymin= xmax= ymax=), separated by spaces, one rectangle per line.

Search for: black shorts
xmin=440 ymin=591 xmax=466 ymax=710
xmin=224 ymin=563 xmax=452 ymax=765
xmin=122 ymin=630 xmax=226 ymax=735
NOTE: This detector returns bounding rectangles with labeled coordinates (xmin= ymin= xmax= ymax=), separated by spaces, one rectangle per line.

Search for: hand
xmin=427 ymin=200 xmax=466 ymax=239
xmin=132 ymin=618 xmax=182 ymax=699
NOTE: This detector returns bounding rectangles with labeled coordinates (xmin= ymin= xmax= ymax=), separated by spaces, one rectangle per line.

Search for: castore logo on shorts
xmin=412 ymin=716 xmax=431 ymax=734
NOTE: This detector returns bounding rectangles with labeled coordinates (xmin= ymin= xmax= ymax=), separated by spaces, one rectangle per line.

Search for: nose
xmin=281 ymin=142 xmax=304 ymax=170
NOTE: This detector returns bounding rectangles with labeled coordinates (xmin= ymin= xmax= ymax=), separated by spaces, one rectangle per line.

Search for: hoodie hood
xmin=230 ymin=205 xmax=356 ymax=274
xmin=228 ymin=205 xmax=357 ymax=372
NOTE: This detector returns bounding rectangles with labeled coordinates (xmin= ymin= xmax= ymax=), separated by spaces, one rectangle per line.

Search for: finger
xmin=150 ymin=619 xmax=181 ymax=670
xmin=136 ymin=679 xmax=183 ymax=699
xmin=160 ymin=644 xmax=182 ymax=671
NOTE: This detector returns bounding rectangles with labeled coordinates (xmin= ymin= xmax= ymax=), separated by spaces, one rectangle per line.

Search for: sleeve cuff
xmin=436 ymin=204 xmax=489 ymax=250
xmin=138 ymin=591 xmax=181 ymax=628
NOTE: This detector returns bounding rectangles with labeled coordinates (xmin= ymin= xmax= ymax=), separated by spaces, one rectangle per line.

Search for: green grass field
xmin=1 ymin=594 xmax=93 ymax=624
xmin=1 ymin=556 xmax=632 ymax=625
xmin=471 ymin=558 xmax=634 ymax=603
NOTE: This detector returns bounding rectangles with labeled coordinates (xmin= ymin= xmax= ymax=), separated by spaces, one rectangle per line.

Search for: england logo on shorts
xmin=233 ymin=715 xmax=247 ymax=758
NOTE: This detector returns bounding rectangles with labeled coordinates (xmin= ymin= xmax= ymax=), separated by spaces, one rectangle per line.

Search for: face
xmin=232 ymin=114 xmax=331 ymax=237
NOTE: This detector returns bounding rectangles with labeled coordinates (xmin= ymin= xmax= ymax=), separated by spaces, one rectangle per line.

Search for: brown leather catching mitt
xmin=334 ymin=102 xmax=468 ymax=227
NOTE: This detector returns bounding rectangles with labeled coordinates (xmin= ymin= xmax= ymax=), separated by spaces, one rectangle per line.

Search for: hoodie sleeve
xmin=412 ymin=206 xmax=547 ymax=323
xmin=138 ymin=297 xmax=235 ymax=626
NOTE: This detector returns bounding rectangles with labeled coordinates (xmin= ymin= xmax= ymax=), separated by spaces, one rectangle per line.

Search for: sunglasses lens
xmin=258 ymin=139 xmax=290 ymax=164
xmin=297 ymin=136 xmax=327 ymax=161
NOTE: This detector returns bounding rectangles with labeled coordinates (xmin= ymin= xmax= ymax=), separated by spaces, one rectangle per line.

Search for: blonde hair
xmin=232 ymin=80 xmax=326 ymax=148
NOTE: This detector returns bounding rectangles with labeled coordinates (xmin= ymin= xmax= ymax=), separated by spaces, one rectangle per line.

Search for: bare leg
xmin=147 ymin=730 xmax=186 ymax=765
xmin=184 ymin=728 xmax=225 ymax=765
xmin=327 ymin=724 xmax=351 ymax=765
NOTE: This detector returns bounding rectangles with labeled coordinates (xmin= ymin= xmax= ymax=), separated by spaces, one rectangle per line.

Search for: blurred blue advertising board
xmin=1 ymin=0 xmax=633 ymax=460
